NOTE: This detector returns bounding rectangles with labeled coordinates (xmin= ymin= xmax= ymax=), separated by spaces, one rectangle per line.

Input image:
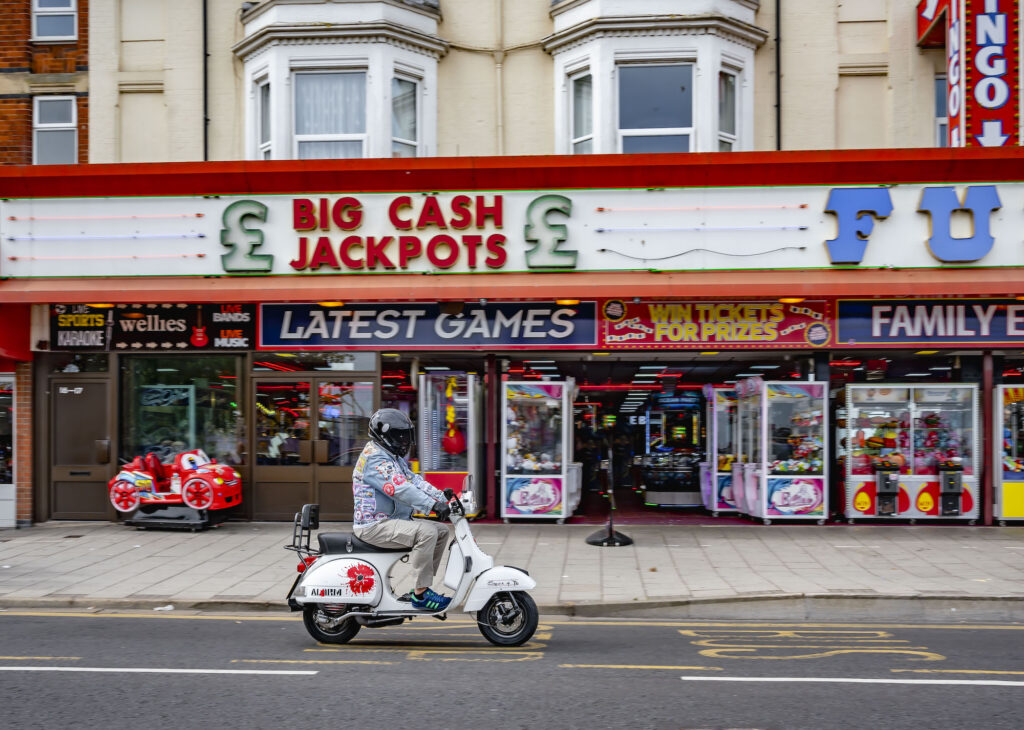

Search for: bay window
xmin=618 ymin=64 xmax=693 ymax=153
xmin=718 ymin=70 xmax=737 ymax=151
xmin=294 ymin=71 xmax=367 ymax=160
xmin=391 ymin=76 xmax=418 ymax=158
xmin=571 ymin=73 xmax=593 ymax=154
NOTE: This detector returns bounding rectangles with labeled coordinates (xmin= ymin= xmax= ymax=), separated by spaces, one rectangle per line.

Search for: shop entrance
xmin=50 ymin=378 xmax=114 ymax=519
xmin=251 ymin=378 xmax=376 ymax=520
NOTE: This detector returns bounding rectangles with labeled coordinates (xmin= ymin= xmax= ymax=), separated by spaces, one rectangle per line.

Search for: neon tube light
xmin=595 ymin=204 xmax=808 ymax=212
xmin=595 ymin=226 xmax=808 ymax=233
xmin=6 ymin=233 xmax=207 ymax=241
xmin=7 ymin=213 xmax=205 ymax=221
xmin=8 ymin=253 xmax=207 ymax=261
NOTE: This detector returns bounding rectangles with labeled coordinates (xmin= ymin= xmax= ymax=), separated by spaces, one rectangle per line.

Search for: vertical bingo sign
xmin=920 ymin=0 xmax=1021 ymax=147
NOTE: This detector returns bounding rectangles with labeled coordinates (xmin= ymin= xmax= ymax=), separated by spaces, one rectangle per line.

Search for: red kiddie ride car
xmin=109 ymin=449 xmax=242 ymax=514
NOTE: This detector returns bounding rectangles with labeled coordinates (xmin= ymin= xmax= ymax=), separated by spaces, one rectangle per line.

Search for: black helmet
xmin=368 ymin=408 xmax=415 ymax=457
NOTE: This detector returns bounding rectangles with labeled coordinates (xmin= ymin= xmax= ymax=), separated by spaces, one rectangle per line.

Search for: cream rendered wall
xmin=90 ymin=0 xmax=244 ymax=163
xmin=753 ymin=0 xmax=945 ymax=151
xmin=436 ymin=0 xmax=553 ymax=157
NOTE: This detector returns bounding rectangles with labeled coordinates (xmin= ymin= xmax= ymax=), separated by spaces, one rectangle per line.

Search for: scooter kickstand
xmin=434 ymin=613 xmax=447 ymax=621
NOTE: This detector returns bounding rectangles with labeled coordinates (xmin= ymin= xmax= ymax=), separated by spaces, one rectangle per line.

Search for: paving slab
xmin=2 ymin=520 xmax=1024 ymax=621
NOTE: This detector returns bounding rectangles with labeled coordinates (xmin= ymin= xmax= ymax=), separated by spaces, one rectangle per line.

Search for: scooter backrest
xmin=300 ymin=503 xmax=320 ymax=530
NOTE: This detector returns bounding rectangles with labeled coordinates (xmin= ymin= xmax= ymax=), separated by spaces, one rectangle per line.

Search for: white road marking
xmin=681 ymin=676 xmax=1024 ymax=687
xmin=0 ymin=666 xmax=316 ymax=676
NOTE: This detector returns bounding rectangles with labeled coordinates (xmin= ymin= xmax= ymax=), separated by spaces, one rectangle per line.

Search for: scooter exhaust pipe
xmin=355 ymin=615 xmax=407 ymax=628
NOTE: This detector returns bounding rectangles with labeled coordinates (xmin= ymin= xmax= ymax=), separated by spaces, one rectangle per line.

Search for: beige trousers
xmin=356 ymin=518 xmax=450 ymax=591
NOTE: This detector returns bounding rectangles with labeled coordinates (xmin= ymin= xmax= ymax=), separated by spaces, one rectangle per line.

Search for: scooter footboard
xmin=463 ymin=566 xmax=536 ymax=612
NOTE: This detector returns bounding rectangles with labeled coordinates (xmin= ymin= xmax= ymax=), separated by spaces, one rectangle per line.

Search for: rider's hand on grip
xmin=443 ymin=488 xmax=456 ymax=500
xmin=433 ymin=501 xmax=452 ymax=520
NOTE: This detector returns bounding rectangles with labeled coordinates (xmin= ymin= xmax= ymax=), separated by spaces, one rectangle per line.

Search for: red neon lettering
xmin=293 ymin=199 xmax=316 ymax=231
xmin=416 ymin=196 xmax=448 ymax=229
xmin=449 ymin=195 xmax=473 ymax=230
xmin=484 ymin=233 xmax=507 ymax=269
xmin=318 ymin=198 xmax=330 ymax=231
xmin=426 ymin=235 xmax=459 ymax=269
xmin=462 ymin=234 xmax=482 ymax=268
xmin=366 ymin=236 xmax=396 ymax=269
xmin=290 ymin=237 xmax=310 ymax=270
xmin=389 ymin=196 xmax=414 ymax=230
xmin=308 ymin=236 xmax=340 ymax=270
xmin=340 ymin=236 xmax=365 ymax=269
xmin=331 ymin=197 xmax=363 ymax=231
xmin=399 ymin=236 xmax=422 ymax=268
xmin=476 ymin=195 xmax=503 ymax=228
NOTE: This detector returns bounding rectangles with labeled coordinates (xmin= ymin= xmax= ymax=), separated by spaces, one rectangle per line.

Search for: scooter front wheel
xmin=302 ymin=605 xmax=361 ymax=644
xmin=477 ymin=591 xmax=539 ymax=647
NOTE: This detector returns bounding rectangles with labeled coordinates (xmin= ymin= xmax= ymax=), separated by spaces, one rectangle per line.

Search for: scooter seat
xmin=318 ymin=531 xmax=409 ymax=554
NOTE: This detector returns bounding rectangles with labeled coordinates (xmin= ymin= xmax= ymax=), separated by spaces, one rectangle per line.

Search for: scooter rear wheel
xmin=477 ymin=591 xmax=538 ymax=647
xmin=302 ymin=605 xmax=361 ymax=644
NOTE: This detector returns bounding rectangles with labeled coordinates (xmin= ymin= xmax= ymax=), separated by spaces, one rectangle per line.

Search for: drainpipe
xmin=775 ymin=0 xmax=782 ymax=150
xmin=494 ymin=0 xmax=505 ymax=155
xmin=202 ymin=0 xmax=209 ymax=161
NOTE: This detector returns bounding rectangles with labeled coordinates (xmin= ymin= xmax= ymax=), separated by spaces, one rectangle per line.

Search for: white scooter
xmin=285 ymin=490 xmax=539 ymax=647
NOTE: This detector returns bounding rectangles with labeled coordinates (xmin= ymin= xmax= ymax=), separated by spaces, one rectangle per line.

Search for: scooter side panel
xmin=463 ymin=567 xmax=536 ymax=612
xmin=293 ymin=557 xmax=382 ymax=606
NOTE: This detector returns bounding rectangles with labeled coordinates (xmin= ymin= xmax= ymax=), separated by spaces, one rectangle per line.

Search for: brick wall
xmin=0 ymin=1 xmax=89 ymax=165
xmin=14 ymin=361 xmax=31 ymax=525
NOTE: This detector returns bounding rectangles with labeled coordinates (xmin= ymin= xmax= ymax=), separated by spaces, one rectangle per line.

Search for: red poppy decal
xmin=383 ymin=481 xmax=395 ymax=496
xmin=347 ymin=564 xmax=376 ymax=595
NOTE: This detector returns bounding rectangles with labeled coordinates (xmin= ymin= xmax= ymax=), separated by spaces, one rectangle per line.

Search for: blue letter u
xmin=919 ymin=185 xmax=1001 ymax=263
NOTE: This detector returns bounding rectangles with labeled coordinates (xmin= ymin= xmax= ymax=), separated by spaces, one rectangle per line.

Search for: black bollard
xmin=586 ymin=464 xmax=633 ymax=547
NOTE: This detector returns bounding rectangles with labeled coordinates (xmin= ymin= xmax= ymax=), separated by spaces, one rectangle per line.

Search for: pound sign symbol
xmin=524 ymin=194 xmax=576 ymax=269
xmin=220 ymin=200 xmax=273 ymax=273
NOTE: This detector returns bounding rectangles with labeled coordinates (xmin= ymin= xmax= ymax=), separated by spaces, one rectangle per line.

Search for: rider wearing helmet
xmin=352 ymin=408 xmax=453 ymax=611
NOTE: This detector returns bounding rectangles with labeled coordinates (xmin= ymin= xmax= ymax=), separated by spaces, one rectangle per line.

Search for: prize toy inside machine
xmin=995 ymin=386 xmax=1024 ymax=525
xmin=735 ymin=378 xmax=829 ymax=524
xmin=844 ymin=385 xmax=979 ymax=523
xmin=640 ymin=390 xmax=704 ymax=507
xmin=418 ymin=372 xmax=483 ymax=517
xmin=501 ymin=379 xmax=577 ymax=522
xmin=699 ymin=384 xmax=737 ymax=516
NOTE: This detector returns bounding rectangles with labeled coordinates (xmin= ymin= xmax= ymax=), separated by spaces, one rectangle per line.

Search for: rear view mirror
xmin=461 ymin=474 xmax=473 ymax=493
xmin=300 ymin=503 xmax=320 ymax=530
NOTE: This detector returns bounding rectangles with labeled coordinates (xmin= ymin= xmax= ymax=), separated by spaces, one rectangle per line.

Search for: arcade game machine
xmin=734 ymin=377 xmax=828 ymax=524
xmin=417 ymin=372 xmax=484 ymax=517
xmin=996 ymin=386 xmax=1024 ymax=524
xmin=501 ymin=379 xmax=578 ymax=521
xmin=639 ymin=390 xmax=704 ymax=507
xmin=700 ymin=385 xmax=738 ymax=516
xmin=843 ymin=384 xmax=979 ymax=523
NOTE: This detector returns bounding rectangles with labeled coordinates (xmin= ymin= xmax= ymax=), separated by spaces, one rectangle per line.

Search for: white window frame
xmin=32 ymin=95 xmax=77 ymax=165
xmin=291 ymin=68 xmax=368 ymax=160
xmin=717 ymin=68 xmax=738 ymax=152
xmin=256 ymin=79 xmax=272 ymax=159
xmin=935 ymin=74 xmax=949 ymax=148
xmin=569 ymin=70 xmax=594 ymax=154
xmin=32 ymin=0 xmax=77 ymax=42
xmin=390 ymin=73 xmax=420 ymax=158
xmin=615 ymin=62 xmax=695 ymax=154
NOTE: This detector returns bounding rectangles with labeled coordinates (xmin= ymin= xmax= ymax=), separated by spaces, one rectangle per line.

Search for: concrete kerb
xmin=2 ymin=593 xmax=1023 ymax=623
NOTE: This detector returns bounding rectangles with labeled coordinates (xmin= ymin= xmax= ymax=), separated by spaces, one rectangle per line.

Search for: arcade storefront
xmin=3 ymin=148 xmax=1024 ymax=526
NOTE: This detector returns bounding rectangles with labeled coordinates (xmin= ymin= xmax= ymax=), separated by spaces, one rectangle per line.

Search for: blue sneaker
xmin=410 ymin=588 xmax=451 ymax=611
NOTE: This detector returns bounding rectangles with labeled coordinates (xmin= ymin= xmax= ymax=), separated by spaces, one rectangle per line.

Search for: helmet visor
xmin=388 ymin=428 xmax=414 ymax=457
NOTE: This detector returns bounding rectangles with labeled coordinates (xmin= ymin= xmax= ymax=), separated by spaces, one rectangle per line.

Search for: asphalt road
xmin=1 ymin=610 xmax=1023 ymax=729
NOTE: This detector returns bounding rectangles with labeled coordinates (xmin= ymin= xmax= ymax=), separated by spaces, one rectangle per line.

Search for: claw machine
xmin=734 ymin=377 xmax=829 ymax=524
xmin=843 ymin=384 xmax=979 ymax=522
xmin=418 ymin=372 xmax=484 ymax=517
xmin=700 ymin=385 xmax=737 ymax=515
xmin=996 ymin=386 xmax=1024 ymax=524
xmin=501 ymin=379 xmax=575 ymax=521
xmin=640 ymin=390 xmax=704 ymax=507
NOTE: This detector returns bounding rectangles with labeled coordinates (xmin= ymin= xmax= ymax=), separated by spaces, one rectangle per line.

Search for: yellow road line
xmin=559 ymin=663 xmax=723 ymax=671
xmin=0 ymin=656 xmax=81 ymax=661
xmin=232 ymin=658 xmax=393 ymax=666
xmin=893 ymin=668 xmax=1024 ymax=676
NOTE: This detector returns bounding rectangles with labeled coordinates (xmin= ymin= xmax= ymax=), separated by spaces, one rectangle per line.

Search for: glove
xmin=443 ymin=488 xmax=456 ymax=500
xmin=433 ymin=501 xmax=452 ymax=520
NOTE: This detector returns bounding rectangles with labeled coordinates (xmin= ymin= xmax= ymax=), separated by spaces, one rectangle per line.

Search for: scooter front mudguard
xmin=463 ymin=566 xmax=536 ymax=612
